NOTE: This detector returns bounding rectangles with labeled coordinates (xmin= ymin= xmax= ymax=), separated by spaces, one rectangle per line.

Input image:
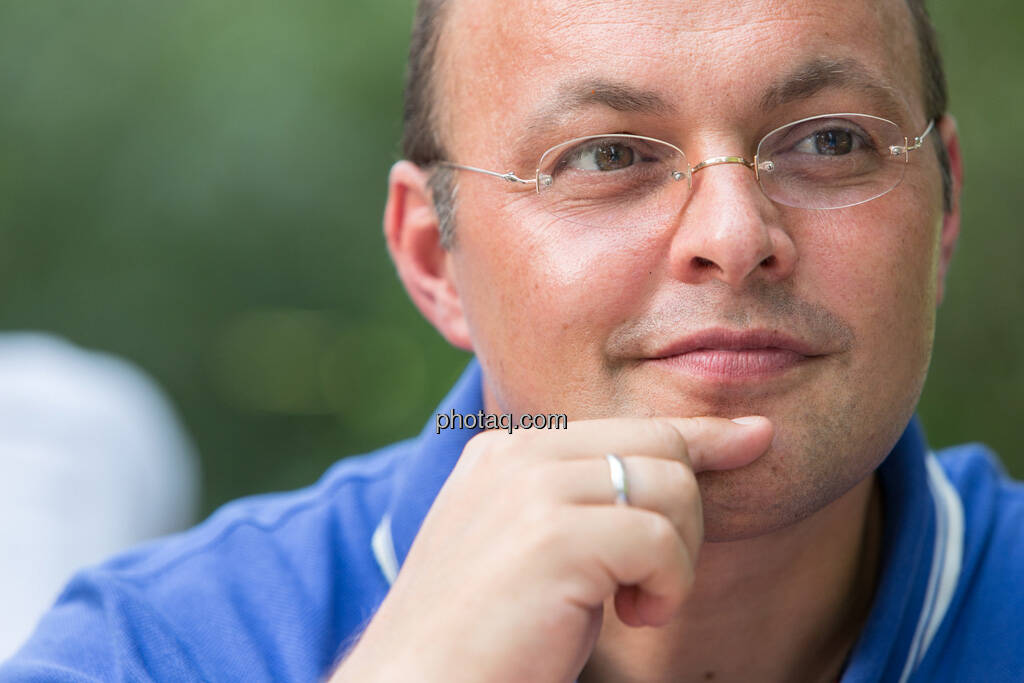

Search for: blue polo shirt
xmin=2 ymin=360 xmax=1022 ymax=681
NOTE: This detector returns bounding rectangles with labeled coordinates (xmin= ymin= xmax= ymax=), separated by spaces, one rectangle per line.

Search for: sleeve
xmin=0 ymin=571 xmax=207 ymax=683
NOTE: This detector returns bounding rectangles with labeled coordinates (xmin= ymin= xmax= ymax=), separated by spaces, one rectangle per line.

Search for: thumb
xmin=657 ymin=416 xmax=773 ymax=473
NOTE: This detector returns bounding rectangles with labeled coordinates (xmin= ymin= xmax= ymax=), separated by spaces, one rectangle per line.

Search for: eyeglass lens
xmin=535 ymin=114 xmax=909 ymax=228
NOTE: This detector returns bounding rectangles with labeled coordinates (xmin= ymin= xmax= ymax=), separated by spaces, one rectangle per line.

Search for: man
xmin=2 ymin=0 xmax=1021 ymax=681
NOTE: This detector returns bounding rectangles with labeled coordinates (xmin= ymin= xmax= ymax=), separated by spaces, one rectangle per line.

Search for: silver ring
xmin=605 ymin=453 xmax=630 ymax=506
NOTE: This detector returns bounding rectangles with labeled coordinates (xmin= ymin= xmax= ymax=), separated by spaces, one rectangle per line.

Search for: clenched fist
xmin=333 ymin=416 xmax=773 ymax=683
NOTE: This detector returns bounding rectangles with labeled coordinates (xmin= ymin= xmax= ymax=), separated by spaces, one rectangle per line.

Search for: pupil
xmin=596 ymin=144 xmax=633 ymax=170
xmin=815 ymin=130 xmax=853 ymax=155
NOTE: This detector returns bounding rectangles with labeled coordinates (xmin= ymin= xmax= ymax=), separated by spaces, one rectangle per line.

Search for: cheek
xmin=800 ymin=200 xmax=939 ymax=387
xmin=453 ymin=197 xmax=664 ymax=409
xmin=801 ymin=207 xmax=932 ymax=301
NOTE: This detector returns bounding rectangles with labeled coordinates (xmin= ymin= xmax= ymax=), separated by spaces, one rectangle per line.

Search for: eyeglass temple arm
xmin=890 ymin=118 xmax=936 ymax=159
xmin=436 ymin=161 xmax=537 ymax=186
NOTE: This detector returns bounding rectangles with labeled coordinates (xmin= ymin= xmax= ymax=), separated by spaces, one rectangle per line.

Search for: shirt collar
xmin=384 ymin=358 xmax=486 ymax=567
xmin=844 ymin=418 xmax=965 ymax=682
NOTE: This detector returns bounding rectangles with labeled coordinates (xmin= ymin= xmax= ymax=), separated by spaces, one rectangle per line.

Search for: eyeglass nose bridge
xmin=690 ymin=155 xmax=757 ymax=175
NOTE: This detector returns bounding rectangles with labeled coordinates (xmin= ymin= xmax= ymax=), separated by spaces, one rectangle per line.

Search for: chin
xmin=697 ymin=413 xmax=868 ymax=542
xmin=696 ymin=393 xmax=913 ymax=542
xmin=697 ymin=461 xmax=852 ymax=542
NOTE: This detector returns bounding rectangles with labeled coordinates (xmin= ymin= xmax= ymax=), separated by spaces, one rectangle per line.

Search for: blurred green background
xmin=0 ymin=0 xmax=1020 ymax=517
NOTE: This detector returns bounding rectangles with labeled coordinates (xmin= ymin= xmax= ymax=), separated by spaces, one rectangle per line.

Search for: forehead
xmin=440 ymin=0 xmax=922 ymax=155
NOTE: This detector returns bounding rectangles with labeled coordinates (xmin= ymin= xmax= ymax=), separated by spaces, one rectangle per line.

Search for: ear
xmin=935 ymin=115 xmax=963 ymax=305
xmin=384 ymin=161 xmax=473 ymax=351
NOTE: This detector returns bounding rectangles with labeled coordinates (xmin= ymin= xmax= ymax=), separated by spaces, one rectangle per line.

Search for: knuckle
xmin=463 ymin=429 xmax=520 ymax=468
xmin=690 ymin=415 xmax=718 ymax=431
xmin=664 ymin=459 xmax=699 ymax=501
xmin=463 ymin=429 xmax=499 ymax=461
xmin=640 ymin=460 xmax=702 ymax=545
xmin=503 ymin=425 xmax=548 ymax=459
xmin=676 ymin=546 xmax=697 ymax=592
xmin=524 ymin=505 xmax=570 ymax=554
xmin=677 ymin=511 xmax=703 ymax=558
xmin=663 ymin=555 xmax=696 ymax=607
xmin=655 ymin=460 xmax=700 ymax=525
xmin=646 ymin=419 xmax=687 ymax=460
xmin=645 ymin=513 xmax=680 ymax=552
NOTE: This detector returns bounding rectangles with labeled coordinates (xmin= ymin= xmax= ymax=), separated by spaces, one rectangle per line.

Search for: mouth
xmin=646 ymin=328 xmax=826 ymax=382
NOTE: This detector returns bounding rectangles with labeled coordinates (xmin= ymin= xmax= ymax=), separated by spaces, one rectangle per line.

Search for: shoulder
xmin=104 ymin=438 xmax=411 ymax=583
xmin=2 ymin=438 xmax=416 ymax=681
xmin=935 ymin=442 xmax=1024 ymax=537
xmin=936 ymin=443 xmax=1024 ymax=596
xmin=934 ymin=442 xmax=1024 ymax=580
xmin=919 ymin=443 xmax=1024 ymax=680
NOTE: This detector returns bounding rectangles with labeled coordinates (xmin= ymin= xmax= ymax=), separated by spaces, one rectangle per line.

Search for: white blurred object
xmin=0 ymin=332 xmax=200 ymax=659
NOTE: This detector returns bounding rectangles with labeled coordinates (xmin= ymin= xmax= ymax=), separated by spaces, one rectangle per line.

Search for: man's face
xmin=436 ymin=0 xmax=951 ymax=539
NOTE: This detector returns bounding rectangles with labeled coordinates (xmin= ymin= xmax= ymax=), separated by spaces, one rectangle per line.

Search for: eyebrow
xmin=517 ymin=59 xmax=907 ymax=151
xmin=758 ymin=58 xmax=906 ymax=117
xmin=522 ymin=79 xmax=678 ymax=136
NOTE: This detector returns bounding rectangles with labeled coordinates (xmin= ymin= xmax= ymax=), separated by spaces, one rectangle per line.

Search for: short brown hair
xmin=403 ymin=0 xmax=953 ymax=246
xmin=402 ymin=0 xmax=458 ymax=246
xmin=402 ymin=0 xmax=449 ymax=168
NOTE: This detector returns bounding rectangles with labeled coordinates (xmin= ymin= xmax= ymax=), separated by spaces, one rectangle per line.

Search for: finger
xmin=558 ymin=505 xmax=696 ymax=627
xmin=509 ymin=416 xmax=771 ymax=472
xmin=657 ymin=415 xmax=774 ymax=472
xmin=542 ymin=456 xmax=703 ymax=554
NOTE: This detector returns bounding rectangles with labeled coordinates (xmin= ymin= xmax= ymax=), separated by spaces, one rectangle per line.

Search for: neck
xmin=581 ymin=474 xmax=883 ymax=683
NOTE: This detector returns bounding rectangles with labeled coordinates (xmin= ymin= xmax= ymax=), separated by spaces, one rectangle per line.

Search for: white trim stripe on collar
xmin=897 ymin=453 xmax=965 ymax=683
xmin=371 ymin=513 xmax=400 ymax=585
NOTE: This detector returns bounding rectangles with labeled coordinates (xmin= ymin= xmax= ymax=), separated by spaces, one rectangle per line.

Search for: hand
xmin=332 ymin=416 xmax=773 ymax=683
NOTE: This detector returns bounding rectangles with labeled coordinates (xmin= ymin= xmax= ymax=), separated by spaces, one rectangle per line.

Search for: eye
xmin=564 ymin=141 xmax=637 ymax=171
xmin=793 ymin=128 xmax=863 ymax=156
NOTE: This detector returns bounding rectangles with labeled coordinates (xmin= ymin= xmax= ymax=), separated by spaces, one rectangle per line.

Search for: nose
xmin=667 ymin=158 xmax=797 ymax=288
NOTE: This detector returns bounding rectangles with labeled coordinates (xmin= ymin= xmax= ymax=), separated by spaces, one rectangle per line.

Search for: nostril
xmin=761 ymin=255 xmax=776 ymax=268
xmin=693 ymin=257 xmax=715 ymax=269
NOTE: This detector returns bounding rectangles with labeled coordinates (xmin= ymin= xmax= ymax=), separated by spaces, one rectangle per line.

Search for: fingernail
xmin=731 ymin=416 xmax=764 ymax=425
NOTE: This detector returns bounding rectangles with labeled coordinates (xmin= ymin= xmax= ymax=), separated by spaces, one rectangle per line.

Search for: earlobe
xmin=384 ymin=161 xmax=474 ymax=351
xmin=935 ymin=115 xmax=964 ymax=305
